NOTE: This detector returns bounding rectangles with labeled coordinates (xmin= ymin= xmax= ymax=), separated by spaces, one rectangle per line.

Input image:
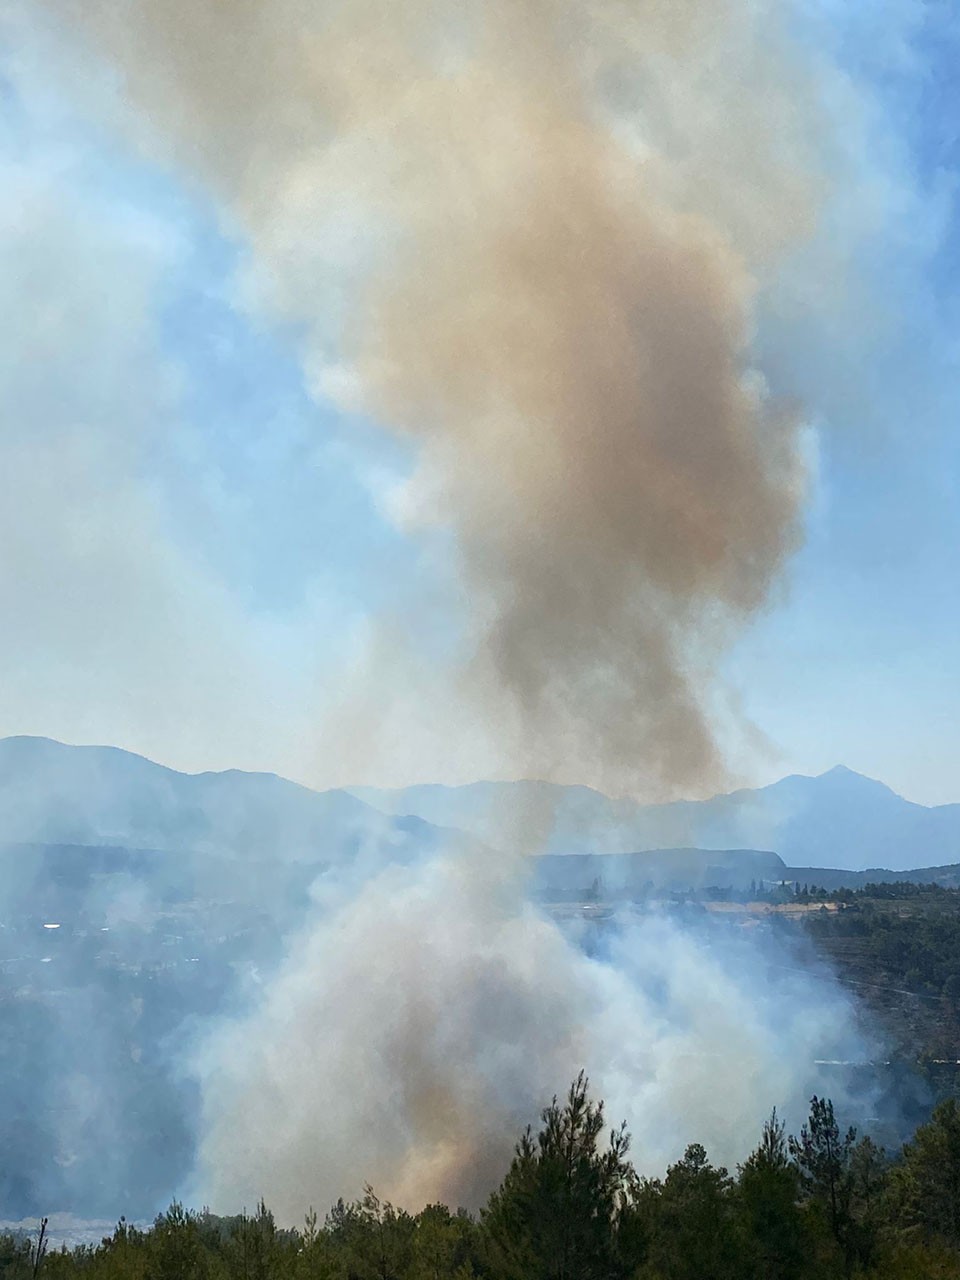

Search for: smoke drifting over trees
xmin=189 ymin=852 xmax=870 ymax=1219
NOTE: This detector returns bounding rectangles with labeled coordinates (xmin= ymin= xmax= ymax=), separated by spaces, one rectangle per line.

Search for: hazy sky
xmin=1 ymin=1 xmax=958 ymax=804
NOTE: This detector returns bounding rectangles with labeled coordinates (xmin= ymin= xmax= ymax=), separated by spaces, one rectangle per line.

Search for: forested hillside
xmin=797 ymin=884 xmax=960 ymax=1066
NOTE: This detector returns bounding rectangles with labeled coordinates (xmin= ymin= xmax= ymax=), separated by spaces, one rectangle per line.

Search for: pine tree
xmin=891 ymin=1098 xmax=960 ymax=1248
xmin=789 ymin=1098 xmax=857 ymax=1270
xmin=482 ymin=1073 xmax=633 ymax=1280
xmin=737 ymin=1111 xmax=807 ymax=1280
xmin=642 ymin=1143 xmax=737 ymax=1280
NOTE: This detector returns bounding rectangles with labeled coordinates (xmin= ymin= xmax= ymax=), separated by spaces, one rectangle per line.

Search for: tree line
xmin=6 ymin=1074 xmax=960 ymax=1279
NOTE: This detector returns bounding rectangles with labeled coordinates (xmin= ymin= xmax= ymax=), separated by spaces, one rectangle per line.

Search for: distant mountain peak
xmin=816 ymin=764 xmax=886 ymax=785
xmin=757 ymin=764 xmax=895 ymax=798
xmin=812 ymin=764 xmax=903 ymax=798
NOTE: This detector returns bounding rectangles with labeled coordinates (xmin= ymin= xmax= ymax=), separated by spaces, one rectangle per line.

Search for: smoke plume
xmin=37 ymin=0 xmax=880 ymax=1223
xmin=43 ymin=0 xmax=821 ymax=794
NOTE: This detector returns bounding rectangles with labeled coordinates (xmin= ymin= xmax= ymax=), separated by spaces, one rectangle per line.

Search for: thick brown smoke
xmin=44 ymin=0 xmax=819 ymax=795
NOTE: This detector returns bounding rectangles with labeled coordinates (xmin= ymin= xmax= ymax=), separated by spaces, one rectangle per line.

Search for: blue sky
xmin=0 ymin=1 xmax=958 ymax=804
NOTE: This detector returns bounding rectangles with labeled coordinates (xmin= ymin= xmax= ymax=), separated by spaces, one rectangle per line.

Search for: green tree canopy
xmin=481 ymin=1072 xmax=632 ymax=1280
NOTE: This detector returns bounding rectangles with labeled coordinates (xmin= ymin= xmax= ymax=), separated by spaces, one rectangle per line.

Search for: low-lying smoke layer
xmin=192 ymin=849 xmax=869 ymax=1219
xmin=42 ymin=0 xmax=822 ymax=794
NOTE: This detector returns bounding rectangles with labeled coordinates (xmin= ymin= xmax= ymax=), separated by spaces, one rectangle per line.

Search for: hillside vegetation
xmin=797 ymin=884 xmax=960 ymax=1065
xmin=5 ymin=1077 xmax=960 ymax=1280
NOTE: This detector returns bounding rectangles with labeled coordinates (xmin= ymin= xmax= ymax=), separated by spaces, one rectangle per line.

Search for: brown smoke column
xmin=44 ymin=0 xmax=819 ymax=792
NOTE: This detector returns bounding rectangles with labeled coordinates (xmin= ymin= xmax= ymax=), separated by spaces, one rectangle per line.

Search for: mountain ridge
xmin=350 ymin=767 xmax=960 ymax=871
xmin=2 ymin=736 xmax=958 ymax=871
xmin=0 ymin=734 xmax=468 ymax=863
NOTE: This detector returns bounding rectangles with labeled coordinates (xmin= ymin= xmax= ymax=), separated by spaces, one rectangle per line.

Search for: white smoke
xmin=191 ymin=846 xmax=868 ymax=1218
